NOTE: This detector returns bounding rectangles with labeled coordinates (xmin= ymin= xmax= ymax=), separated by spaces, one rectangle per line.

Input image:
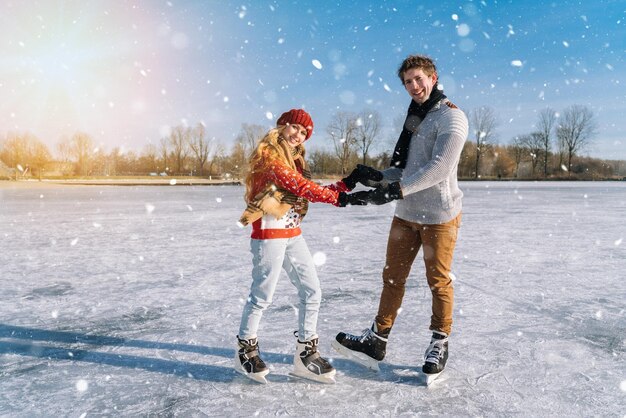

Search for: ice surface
xmin=0 ymin=181 xmax=624 ymax=416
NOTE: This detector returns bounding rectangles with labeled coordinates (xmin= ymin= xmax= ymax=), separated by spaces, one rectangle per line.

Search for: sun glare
xmin=1 ymin=2 xmax=161 ymax=146
xmin=35 ymin=43 xmax=83 ymax=87
xmin=11 ymin=28 xmax=105 ymax=136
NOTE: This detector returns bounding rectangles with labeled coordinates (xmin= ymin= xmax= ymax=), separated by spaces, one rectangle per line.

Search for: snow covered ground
xmin=1 ymin=180 xmax=624 ymax=417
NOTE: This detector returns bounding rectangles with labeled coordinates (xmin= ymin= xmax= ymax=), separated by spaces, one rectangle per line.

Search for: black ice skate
xmin=332 ymin=323 xmax=390 ymax=371
xmin=422 ymin=331 xmax=448 ymax=385
xmin=291 ymin=334 xmax=336 ymax=384
xmin=234 ymin=336 xmax=270 ymax=384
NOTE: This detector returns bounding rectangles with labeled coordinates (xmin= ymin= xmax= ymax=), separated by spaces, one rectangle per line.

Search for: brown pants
xmin=375 ymin=213 xmax=461 ymax=335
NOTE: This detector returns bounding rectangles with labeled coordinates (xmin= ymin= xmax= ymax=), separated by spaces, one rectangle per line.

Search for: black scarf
xmin=390 ymin=84 xmax=446 ymax=169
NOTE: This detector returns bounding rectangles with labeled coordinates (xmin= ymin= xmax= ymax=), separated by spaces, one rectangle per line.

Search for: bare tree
xmin=92 ymin=148 xmax=110 ymax=176
xmin=520 ymin=132 xmax=545 ymax=176
xmin=458 ymin=141 xmax=476 ymax=178
xmin=56 ymin=136 xmax=73 ymax=163
xmin=354 ymin=110 xmax=382 ymax=165
xmin=140 ymin=143 xmax=159 ymax=173
xmin=470 ymin=106 xmax=497 ymax=179
xmin=308 ymin=148 xmax=343 ymax=175
xmin=0 ymin=132 xmax=51 ymax=178
xmin=491 ymin=145 xmax=515 ymax=178
xmin=207 ymin=142 xmax=225 ymax=177
xmin=536 ymin=108 xmax=556 ymax=178
xmin=236 ymin=123 xmax=266 ymax=157
xmin=70 ymin=132 xmax=94 ymax=175
xmin=169 ymin=125 xmax=190 ymax=174
xmin=30 ymin=140 xmax=52 ymax=179
xmin=159 ymin=137 xmax=169 ymax=173
xmin=107 ymin=147 xmax=122 ymax=175
xmin=188 ymin=123 xmax=212 ymax=176
xmin=326 ymin=111 xmax=357 ymax=175
xmin=0 ymin=132 xmax=28 ymax=171
xmin=556 ymin=105 xmax=597 ymax=174
xmin=509 ymin=136 xmax=526 ymax=178
xmin=228 ymin=141 xmax=247 ymax=180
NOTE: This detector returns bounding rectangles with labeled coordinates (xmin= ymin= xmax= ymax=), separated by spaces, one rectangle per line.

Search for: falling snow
xmin=0 ymin=181 xmax=624 ymax=416
xmin=0 ymin=2 xmax=624 ymax=160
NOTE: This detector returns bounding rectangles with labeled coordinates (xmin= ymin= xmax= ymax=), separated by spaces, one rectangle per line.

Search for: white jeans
xmin=238 ymin=235 xmax=321 ymax=342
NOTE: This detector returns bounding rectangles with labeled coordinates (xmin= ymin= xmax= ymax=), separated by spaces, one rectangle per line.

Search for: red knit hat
xmin=277 ymin=109 xmax=314 ymax=140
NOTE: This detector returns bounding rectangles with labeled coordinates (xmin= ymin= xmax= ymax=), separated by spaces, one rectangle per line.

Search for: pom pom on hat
xmin=277 ymin=109 xmax=314 ymax=140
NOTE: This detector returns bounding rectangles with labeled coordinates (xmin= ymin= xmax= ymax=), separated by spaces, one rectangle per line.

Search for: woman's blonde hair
xmin=243 ymin=125 xmax=305 ymax=201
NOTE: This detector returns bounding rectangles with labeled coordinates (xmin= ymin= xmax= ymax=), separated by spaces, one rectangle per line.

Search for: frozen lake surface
xmin=1 ymin=181 xmax=624 ymax=416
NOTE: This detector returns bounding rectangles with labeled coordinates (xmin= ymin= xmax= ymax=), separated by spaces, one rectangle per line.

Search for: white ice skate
xmin=290 ymin=336 xmax=336 ymax=384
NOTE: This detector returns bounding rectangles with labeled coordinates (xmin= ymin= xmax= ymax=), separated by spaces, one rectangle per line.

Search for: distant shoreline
xmin=1 ymin=176 xmax=624 ymax=190
xmin=0 ymin=178 xmax=242 ymax=188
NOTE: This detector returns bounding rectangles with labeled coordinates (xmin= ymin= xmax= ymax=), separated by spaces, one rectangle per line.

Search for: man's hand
xmin=337 ymin=192 xmax=368 ymax=207
xmin=341 ymin=164 xmax=384 ymax=190
xmin=351 ymin=182 xmax=403 ymax=205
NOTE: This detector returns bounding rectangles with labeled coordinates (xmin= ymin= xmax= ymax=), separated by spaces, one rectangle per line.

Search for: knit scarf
xmin=238 ymin=140 xmax=310 ymax=226
xmin=390 ymin=84 xmax=446 ymax=169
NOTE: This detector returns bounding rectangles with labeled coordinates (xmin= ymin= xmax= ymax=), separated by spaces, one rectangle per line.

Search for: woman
xmin=234 ymin=108 xmax=373 ymax=384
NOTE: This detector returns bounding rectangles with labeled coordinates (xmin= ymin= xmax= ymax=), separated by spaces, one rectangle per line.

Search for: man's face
xmin=402 ymin=67 xmax=437 ymax=104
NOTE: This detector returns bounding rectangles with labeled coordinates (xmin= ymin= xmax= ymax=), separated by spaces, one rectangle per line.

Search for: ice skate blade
xmin=234 ymin=360 xmax=269 ymax=384
xmin=331 ymin=340 xmax=380 ymax=371
xmin=234 ymin=367 xmax=269 ymax=384
xmin=422 ymin=371 xmax=442 ymax=386
xmin=289 ymin=370 xmax=336 ymax=384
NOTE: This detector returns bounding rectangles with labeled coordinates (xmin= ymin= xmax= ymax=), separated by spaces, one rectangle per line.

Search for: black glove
xmin=351 ymin=182 xmax=403 ymax=205
xmin=337 ymin=192 xmax=368 ymax=207
xmin=341 ymin=164 xmax=384 ymax=190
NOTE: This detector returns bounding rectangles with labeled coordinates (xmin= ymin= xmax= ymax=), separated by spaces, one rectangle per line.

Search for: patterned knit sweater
xmin=248 ymin=158 xmax=348 ymax=239
xmin=381 ymin=99 xmax=468 ymax=224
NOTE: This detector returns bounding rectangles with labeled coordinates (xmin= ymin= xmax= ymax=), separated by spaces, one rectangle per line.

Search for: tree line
xmin=1 ymin=104 xmax=625 ymax=180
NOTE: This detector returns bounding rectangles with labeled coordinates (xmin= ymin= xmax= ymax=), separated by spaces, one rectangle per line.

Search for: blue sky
xmin=1 ymin=0 xmax=624 ymax=159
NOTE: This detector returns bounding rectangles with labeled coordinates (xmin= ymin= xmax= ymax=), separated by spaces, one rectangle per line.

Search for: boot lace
xmin=345 ymin=328 xmax=374 ymax=343
xmin=424 ymin=338 xmax=447 ymax=364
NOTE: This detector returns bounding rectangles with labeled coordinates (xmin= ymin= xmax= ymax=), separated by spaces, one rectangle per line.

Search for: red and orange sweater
xmin=248 ymin=158 xmax=349 ymax=240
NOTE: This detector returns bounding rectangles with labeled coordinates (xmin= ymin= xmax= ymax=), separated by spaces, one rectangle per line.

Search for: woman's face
xmin=281 ymin=124 xmax=307 ymax=148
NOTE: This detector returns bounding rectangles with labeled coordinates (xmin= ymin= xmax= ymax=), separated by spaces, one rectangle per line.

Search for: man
xmin=332 ymin=54 xmax=468 ymax=377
